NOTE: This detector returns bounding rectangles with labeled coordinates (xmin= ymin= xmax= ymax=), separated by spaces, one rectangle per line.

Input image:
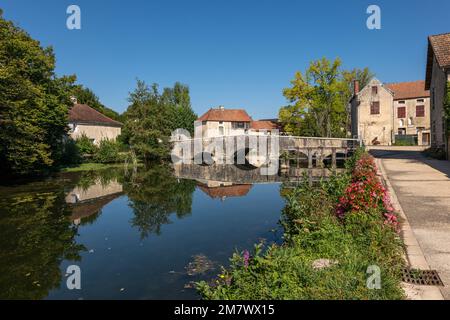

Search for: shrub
xmin=60 ymin=138 xmax=81 ymax=165
xmin=75 ymin=134 xmax=97 ymax=155
xmin=93 ymin=139 xmax=121 ymax=163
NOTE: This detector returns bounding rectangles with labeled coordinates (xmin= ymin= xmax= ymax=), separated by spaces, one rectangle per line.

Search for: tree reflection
xmin=0 ymin=184 xmax=85 ymax=299
xmin=123 ymin=164 xmax=196 ymax=239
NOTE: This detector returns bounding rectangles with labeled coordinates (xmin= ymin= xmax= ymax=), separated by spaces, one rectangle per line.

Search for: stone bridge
xmin=171 ymin=135 xmax=360 ymax=170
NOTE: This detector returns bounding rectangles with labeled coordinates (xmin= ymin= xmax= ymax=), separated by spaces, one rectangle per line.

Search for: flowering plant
xmin=336 ymin=154 xmax=398 ymax=229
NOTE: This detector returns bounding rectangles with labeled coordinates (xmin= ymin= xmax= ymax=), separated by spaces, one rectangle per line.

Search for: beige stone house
xmin=386 ymin=81 xmax=431 ymax=146
xmin=350 ymin=78 xmax=395 ymax=145
xmin=197 ymin=107 xmax=280 ymax=137
xmin=197 ymin=106 xmax=252 ymax=137
xmin=425 ymin=32 xmax=450 ymax=156
xmin=68 ymin=103 xmax=122 ymax=144
xmin=351 ymin=79 xmax=430 ymax=146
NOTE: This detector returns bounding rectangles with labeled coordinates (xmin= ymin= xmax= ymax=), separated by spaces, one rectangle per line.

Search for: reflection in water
xmin=0 ymin=162 xmax=338 ymax=299
xmin=0 ymin=181 xmax=85 ymax=300
xmin=122 ymin=165 xmax=196 ymax=239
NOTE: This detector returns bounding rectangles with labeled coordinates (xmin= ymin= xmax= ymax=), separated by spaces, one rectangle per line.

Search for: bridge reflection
xmin=173 ymin=163 xmax=344 ymax=192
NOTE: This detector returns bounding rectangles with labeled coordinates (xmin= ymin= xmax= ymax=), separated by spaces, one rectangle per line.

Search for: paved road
xmin=371 ymin=148 xmax=450 ymax=299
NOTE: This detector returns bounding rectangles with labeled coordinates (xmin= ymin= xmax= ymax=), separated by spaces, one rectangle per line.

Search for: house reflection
xmin=65 ymin=178 xmax=123 ymax=225
xmin=197 ymin=180 xmax=252 ymax=201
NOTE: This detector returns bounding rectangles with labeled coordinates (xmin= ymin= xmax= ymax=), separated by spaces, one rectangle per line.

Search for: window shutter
xmin=416 ymin=105 xmax=425 ymax=117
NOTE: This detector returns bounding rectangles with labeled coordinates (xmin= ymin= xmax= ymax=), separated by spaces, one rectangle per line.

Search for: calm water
xmin=1 ymin=164 xmax=314 ymax=300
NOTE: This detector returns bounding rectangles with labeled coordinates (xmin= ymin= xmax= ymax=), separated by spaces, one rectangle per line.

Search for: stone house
xmin=68 ymin=103 xmax=123 ymax=144
xmin=385 ymin=81 xmax=431 ymax=146
xmin=197 ymin=107 xmax=252 ymax=138
xmin=425 ymin=32 xmax=450 ymax=156
xmin=350 ymin=79 xmax=430 ymax=146
xmin=197 ymin=107 xmax=280 ymax=138
xmin=350 ymin=78 xmax=395 ymax=146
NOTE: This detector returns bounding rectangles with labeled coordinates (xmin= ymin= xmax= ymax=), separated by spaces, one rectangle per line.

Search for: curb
xmin=376 ymin=158 xmax=444 ymax=300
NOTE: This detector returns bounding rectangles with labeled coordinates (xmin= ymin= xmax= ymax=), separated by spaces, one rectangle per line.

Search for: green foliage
xmin=75 ymin=134 xmax=97 ymax=155
xmin=445 ymin=81 xmax=450 ymax=134
xmin=197 ymin=151 xmax=404 ymax=300
xmin=122 ymin=80 xmax=197 ymax=162
xmin=69 ymin=85 xmax=123 ymax=122
xmin=0 ymin=12 xmax=74 ymax=176
xmin=93 ymin=139 xmax=121 ymax=164
xmin=60 ymin=138 xmax=81 ymax=165
xmin=279 ymin=58 xmax=374 ymax=138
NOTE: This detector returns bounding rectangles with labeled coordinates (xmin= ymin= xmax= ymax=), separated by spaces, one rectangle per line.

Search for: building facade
xmin=351 ymin=79 xmax=430 ymax=146
xmin=68 ymin=103 xmax=123 ymax=144
xmin=425 ymin=33 xmax=450 ymax=156
xmin=350 ymin=78 xmax=395 ymax=146
xmin=386 ymin=81 xmax=431 ymax=146
xmin=197 ymin=107 xmax=252 ymax=138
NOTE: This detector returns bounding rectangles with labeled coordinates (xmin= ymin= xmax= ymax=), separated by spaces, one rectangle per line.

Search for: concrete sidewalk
xmin=371 ymin=148 xmax=450 ymax=299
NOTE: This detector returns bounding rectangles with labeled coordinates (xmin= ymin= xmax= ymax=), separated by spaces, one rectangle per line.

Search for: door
xmin=422 ymin=132 xmax=430 ymax=145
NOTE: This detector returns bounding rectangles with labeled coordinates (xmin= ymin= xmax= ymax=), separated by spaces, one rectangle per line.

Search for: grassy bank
xmin=60 ymin=162 xmax=141 ymax=172
xmin=196 ymin=149 xmax=405 ymax=300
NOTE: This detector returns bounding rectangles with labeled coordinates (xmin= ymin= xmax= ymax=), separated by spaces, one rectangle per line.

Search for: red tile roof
xmin=68 ymin=104 xmax=122 ymax=127
xmin=425 ymin=32 xmax=450 ymax=89
xmin=199 ymin=184 xmax=252 ymax=199
xmin=385 ymin=81 xmax=430 ymax=100
xmin=197 ymin=108 xmax=252 ymax=122
xmin=251 ymin=120 xmax=279 ymax=130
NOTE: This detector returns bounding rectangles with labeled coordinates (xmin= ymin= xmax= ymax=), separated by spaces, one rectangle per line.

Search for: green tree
xmin=123 ymin=80 xmax=173 ymax=162
xmin=122 ymin=80 xmax=197 ymax=161
xmin=279 ymin=58 xmax=374 ymax=138
xmin=162 ymin=82 xmax=197 ymax=134
xmin=0 ymin=10 xmax=73 ymax=176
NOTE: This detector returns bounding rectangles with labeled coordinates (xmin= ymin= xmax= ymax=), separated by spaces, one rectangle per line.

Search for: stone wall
xmin=69 ymin=123 xmax=122 ymax=144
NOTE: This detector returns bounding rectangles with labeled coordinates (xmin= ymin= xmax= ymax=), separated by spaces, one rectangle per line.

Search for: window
xmin=398 ymin=128 xmax=406 ymax=135
xmin=416 ymin=105 xmax=425 ymax=117
xmin=372 ymin=86 xmax=378 ymax=95
xmin=232 ymin=122 xmax=246 ymax=129
xmin=399 ymin=101 xmax=406 ymax=104
xmin=399 ymin=119 xmax=404 ymax=127
xmin=219 ymin=126 xmax=224 ymax=135
xmin=370 ymin=101 xmax=380 ymax=114
xmin=397 ymin=106 xmax=406 ymax=118
xmin=417 ymin=99 xmax=424 ymax=103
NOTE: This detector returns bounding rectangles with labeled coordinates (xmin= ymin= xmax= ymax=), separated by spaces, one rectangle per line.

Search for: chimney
xmin=353 ymin=80 xmax=360 ymax=96
xmin=70 ymin=96 xmax=78 ymax=105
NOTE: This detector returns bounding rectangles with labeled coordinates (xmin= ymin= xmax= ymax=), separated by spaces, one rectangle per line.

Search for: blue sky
xmin=1 ymin=0 xmax=449 ymax=119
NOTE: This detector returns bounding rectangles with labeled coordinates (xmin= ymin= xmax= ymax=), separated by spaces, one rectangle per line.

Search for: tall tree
xmin=122 ymin=80 xmax=197 ymax=161
xmin=123 ymin=80 xmax=173 ymax=162
xmin=0 ymin=10 xmax=73 ymax=176
xmin=279 ymin=58 xmax=374 ymax=138
xmin=162 ymin=82 xmax=197 ymax=134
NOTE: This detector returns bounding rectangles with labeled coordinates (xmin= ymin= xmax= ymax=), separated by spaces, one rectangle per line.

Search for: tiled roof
xmin=251 ymin=120 xmax=279 ymax=130
xmin=198 ymin=184 xmax=252 ymax=199
xmin=385 ymin=81 xmax=430 ymax=100
xmin=425 ymin=32 xmax=450 ymax=89
xmin=68 ymin=104 xmax=122 ymax=127
xmin=197 ymin=108 xmax=252 ymax=122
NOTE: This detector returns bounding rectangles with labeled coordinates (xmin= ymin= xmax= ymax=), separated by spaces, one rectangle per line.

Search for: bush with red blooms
xmin=336 ymin=153 xmax=398 ymax=229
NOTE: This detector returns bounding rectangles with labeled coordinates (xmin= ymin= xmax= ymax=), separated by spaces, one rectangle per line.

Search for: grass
xmin=60 ymin=162 xmax=139 ymax=172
